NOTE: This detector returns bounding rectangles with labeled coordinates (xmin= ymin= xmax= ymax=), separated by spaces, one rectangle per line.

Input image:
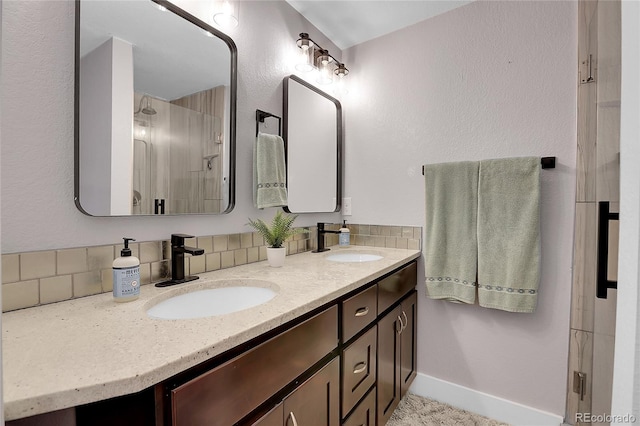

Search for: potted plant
xmin=247 ymin=211 xmax=301 ymax=267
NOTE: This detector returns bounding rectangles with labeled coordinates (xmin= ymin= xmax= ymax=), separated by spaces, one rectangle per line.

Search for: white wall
xmin=80 ymin=37 xmax=134 ymax=216
xmin=611 ymin=0 xmax=640 ymax=421
xmin=110 ymin=37 xmax=134 ymax=216
xmin=343 ymin=0 xmax=577 ymax=415
xmin=0 ymin=0 xmax=341 ymax=254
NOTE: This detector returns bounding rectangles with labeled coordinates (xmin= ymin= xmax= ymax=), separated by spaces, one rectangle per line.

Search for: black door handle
xmin=597 ymin=201 xmax=619 ymax=299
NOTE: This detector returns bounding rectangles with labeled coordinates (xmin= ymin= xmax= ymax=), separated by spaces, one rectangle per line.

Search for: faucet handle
xmin=171 ymin=234 xmax=194 ymax=246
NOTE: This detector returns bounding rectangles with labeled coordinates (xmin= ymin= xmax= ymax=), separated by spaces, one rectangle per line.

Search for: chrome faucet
xmin=313 ymin=223 xmax=342 ymax=253
xmin=156 ymin=234 xmax=205 ymax=287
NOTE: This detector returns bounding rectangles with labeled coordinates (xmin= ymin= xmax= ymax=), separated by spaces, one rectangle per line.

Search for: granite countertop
xmin=2 ymin=246 xmax=420 ymax=421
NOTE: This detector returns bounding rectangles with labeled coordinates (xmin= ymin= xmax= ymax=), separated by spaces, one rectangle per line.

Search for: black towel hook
xmin=256 ymin=109 xmax=282 ymax=137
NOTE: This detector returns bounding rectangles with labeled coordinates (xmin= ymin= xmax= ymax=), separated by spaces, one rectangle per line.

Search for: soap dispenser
xmin=113 ymin=237 xmax=140 ymax=302
xmin=339 ymin=221 xmax=350 ymax=247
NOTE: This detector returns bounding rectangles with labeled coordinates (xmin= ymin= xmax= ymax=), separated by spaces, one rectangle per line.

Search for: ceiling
xmin=285 ymin=1 xmax=473 ymax=50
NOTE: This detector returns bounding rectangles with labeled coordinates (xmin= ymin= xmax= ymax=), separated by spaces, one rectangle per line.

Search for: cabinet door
xmin=253 ymin=404 xmax=283 ymax=426
xmin=400 ymin=291 xmax=417 ymax=396
xmin=376 ymin=305 xmax=402 ymax=426
xmin=283 ymin=357 xmax=340 ymax=426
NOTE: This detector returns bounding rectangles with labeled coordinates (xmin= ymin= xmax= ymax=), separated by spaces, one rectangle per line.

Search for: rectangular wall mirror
xmin=283 ymin=75 xmax=342 ymax=213
xmin=75 ymin=0 xmax=237 ymax=216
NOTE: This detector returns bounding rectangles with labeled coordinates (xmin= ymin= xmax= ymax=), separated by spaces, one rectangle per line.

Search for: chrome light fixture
xmin=295 ymin=33 xmax=349 ymax=87
xmin=295 ymin=33 xmax=315 ymax=72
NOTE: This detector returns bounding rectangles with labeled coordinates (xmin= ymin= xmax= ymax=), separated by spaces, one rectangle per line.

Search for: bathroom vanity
xmin=3 ymin=247 xmax=419 ymax=426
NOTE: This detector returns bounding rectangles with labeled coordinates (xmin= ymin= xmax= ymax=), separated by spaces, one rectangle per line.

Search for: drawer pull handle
xmin=354 ymin=307 xmax=369 ymax=317
xmin=396 ymin=315 xmax=403 ymax=334
xmin=289 ymin=412 xmax=299 ymax=426
xmin=402 ymin=311 xmax=408 ymax=331
xmin=353 ymin=362 xmax=367 ymax=374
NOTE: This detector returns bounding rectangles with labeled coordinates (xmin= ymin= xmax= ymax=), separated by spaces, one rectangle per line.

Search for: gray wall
xmin=342 ymin=0 xmax=577 ymax=415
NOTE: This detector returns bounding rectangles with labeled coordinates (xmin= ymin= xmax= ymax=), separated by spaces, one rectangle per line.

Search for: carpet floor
xmin=387 ymin=393 xmax=511 ymax=426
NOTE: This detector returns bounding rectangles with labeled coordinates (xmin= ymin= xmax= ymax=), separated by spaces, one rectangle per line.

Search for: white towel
xmin=254 ymin=133 xmax=288 ymax=209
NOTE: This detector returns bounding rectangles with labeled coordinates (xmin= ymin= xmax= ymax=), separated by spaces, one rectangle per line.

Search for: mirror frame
xmin=74 ymin=0 xmax=237 ymax=216
xmin=282 ymin=75 xmax=343 ymax=214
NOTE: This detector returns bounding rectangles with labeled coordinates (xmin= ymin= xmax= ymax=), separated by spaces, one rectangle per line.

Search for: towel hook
xmin=256 ymin=109 xmax=282 ymax=137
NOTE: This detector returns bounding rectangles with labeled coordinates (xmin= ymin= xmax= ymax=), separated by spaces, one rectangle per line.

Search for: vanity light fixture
xmin=295 ymin=33 xmax=349 ymax=86
xmin=213 ymin=0 xmax=239 ymax=29
xmin=295 ymin=33 xmax=315 ymax=72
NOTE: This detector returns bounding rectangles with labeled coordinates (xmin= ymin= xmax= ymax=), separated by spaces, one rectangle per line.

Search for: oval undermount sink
xmin=326 ymin=252 xmax=383 ymax=263
xmin=147 ymin=286 xmax=277 ymax=320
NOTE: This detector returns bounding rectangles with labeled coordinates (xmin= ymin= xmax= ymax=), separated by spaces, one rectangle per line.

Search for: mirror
xmin=75 ymin=0 xmax=236 ymax=216
xmin=283 ymin=75 xmax=342 ymax=213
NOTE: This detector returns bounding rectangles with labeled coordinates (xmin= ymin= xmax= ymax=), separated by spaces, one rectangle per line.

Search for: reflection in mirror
xmin=283 ymin=75 xmax=342 ymax=213
xmin=75 ymin=0 xmax=236 ymax=216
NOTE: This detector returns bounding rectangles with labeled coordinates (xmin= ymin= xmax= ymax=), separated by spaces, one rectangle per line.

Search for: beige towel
xmin=477 ymin=157 xmax=540 ymax=313
xmin=254 ymin=133 xmax=288 ymax=209
xmin=424 ymin=161 xmax=479 ymax=304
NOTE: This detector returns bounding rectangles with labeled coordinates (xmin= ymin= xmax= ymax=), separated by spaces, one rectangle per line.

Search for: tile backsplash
xmin=2 ymin=224 xmax=422 ymax=312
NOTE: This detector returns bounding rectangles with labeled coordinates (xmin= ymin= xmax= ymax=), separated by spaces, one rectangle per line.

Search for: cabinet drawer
xmin=342 ymin=325 xmax=377 ymax=417
xmin=171 ymin=305 xmax=338 ymax=426
xmin=377 ymin=261 xmax=417 ymax=314
xmin=342 ymin=387 xmax=375 ymax=426
xmin=342 ymin=285 xmax=377 ymax=342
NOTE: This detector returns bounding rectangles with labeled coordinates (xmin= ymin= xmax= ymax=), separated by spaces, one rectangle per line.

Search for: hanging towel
xmin=477 ymin=157 xmax=540 ymax=313
xmin=424 ymin=161 xmax=479 ymax=304
xmin=254 ymin=132 xmax=288 ymax=209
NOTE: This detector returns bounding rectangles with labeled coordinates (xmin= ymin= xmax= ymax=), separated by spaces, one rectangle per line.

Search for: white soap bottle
xmin=339 ymin=221 xmax=350 ymax=247
xmin=113 ymin=237 xmax=140 ymax=302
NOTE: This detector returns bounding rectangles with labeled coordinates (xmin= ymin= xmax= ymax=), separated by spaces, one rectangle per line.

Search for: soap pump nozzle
xmin=121 ymin=237 xmax=136 ymax=257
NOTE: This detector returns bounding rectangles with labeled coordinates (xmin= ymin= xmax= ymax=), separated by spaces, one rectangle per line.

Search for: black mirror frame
xmin=73 ymin=0 xmax=237 ymax=216
xmin=282 ymin=75 xmax=343 ymax=214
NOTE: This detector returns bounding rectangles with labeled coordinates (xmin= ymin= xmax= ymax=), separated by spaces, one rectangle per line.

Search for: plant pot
xmin=266 ymin=247 xmax=286 ymax=267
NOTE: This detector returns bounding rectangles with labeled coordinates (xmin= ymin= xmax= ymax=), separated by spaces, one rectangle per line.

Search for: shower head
xmin=134 ymin=95 xmax=157 ymax=116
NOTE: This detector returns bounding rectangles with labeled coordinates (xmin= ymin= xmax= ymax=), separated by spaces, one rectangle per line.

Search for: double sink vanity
xmin=3 ymin=246 xmax=420 ymax=425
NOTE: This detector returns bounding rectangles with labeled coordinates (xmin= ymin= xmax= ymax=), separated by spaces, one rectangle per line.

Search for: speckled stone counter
xmin=2 ymin=246 xmax=420 ymax=421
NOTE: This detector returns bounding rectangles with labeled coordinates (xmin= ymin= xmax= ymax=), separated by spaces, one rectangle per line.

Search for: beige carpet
xmin=387 ymin=393 xmax=511 ymax=426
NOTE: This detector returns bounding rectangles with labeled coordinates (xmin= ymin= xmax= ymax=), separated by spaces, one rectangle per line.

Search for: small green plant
xmin=247 ymin=211 xmax=301 ymax=249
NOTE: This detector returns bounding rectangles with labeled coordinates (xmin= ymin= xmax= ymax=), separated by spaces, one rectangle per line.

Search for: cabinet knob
xmin=401 ymin=311 xmax=408 ymax=332
xmin=288 ymin=412 xmax=299 ymax=426
xmin=354 ymin=306 xmax=369 ymax=317
xmin=396 ymin=316 xmax=403 ymax=334
xmin=353 ymin=361 xmax=367 ymax=374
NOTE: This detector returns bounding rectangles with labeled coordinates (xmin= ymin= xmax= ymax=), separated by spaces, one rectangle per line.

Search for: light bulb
xmin=213 ymin=1 xmax=238 ymax=29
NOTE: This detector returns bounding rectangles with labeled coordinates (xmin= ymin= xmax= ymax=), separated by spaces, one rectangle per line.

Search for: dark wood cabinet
xmin=400 ymin=292 xmax=417 ymax=396
xmin=254 ymin=358 xmax=340 ymax=426
xmin=171 ymin=306 xmax=338 ymax=426
xmin=342 ymin=326 xmax=377 ymax=417
xmin=377 ymin=291 xmax=417 ymax=426
xmin=342 ymin=388 xmax=376 ymax=426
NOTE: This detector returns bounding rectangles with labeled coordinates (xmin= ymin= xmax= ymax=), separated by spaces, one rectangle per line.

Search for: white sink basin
xmin=326 ymin=252 xmax=383 ymax=263
xmin=147 ymin=286 xmax=277 ymax=320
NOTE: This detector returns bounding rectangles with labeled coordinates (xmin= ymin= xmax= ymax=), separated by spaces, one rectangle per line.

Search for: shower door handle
xmin=597 ymin=201 xmax=619 ymax=299
xmin=154 ymin=198 xmax=165 ymax=215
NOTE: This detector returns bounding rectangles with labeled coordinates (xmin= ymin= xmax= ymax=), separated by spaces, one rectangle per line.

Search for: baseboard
xmin=409 ymin=373 xmax=564 ymax=426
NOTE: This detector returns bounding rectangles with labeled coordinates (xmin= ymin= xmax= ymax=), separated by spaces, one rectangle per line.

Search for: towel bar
xmin=421 ymin=156 xmax=556 ymax=175
xmin=256 ymin=109 xmax=282 ymax=137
